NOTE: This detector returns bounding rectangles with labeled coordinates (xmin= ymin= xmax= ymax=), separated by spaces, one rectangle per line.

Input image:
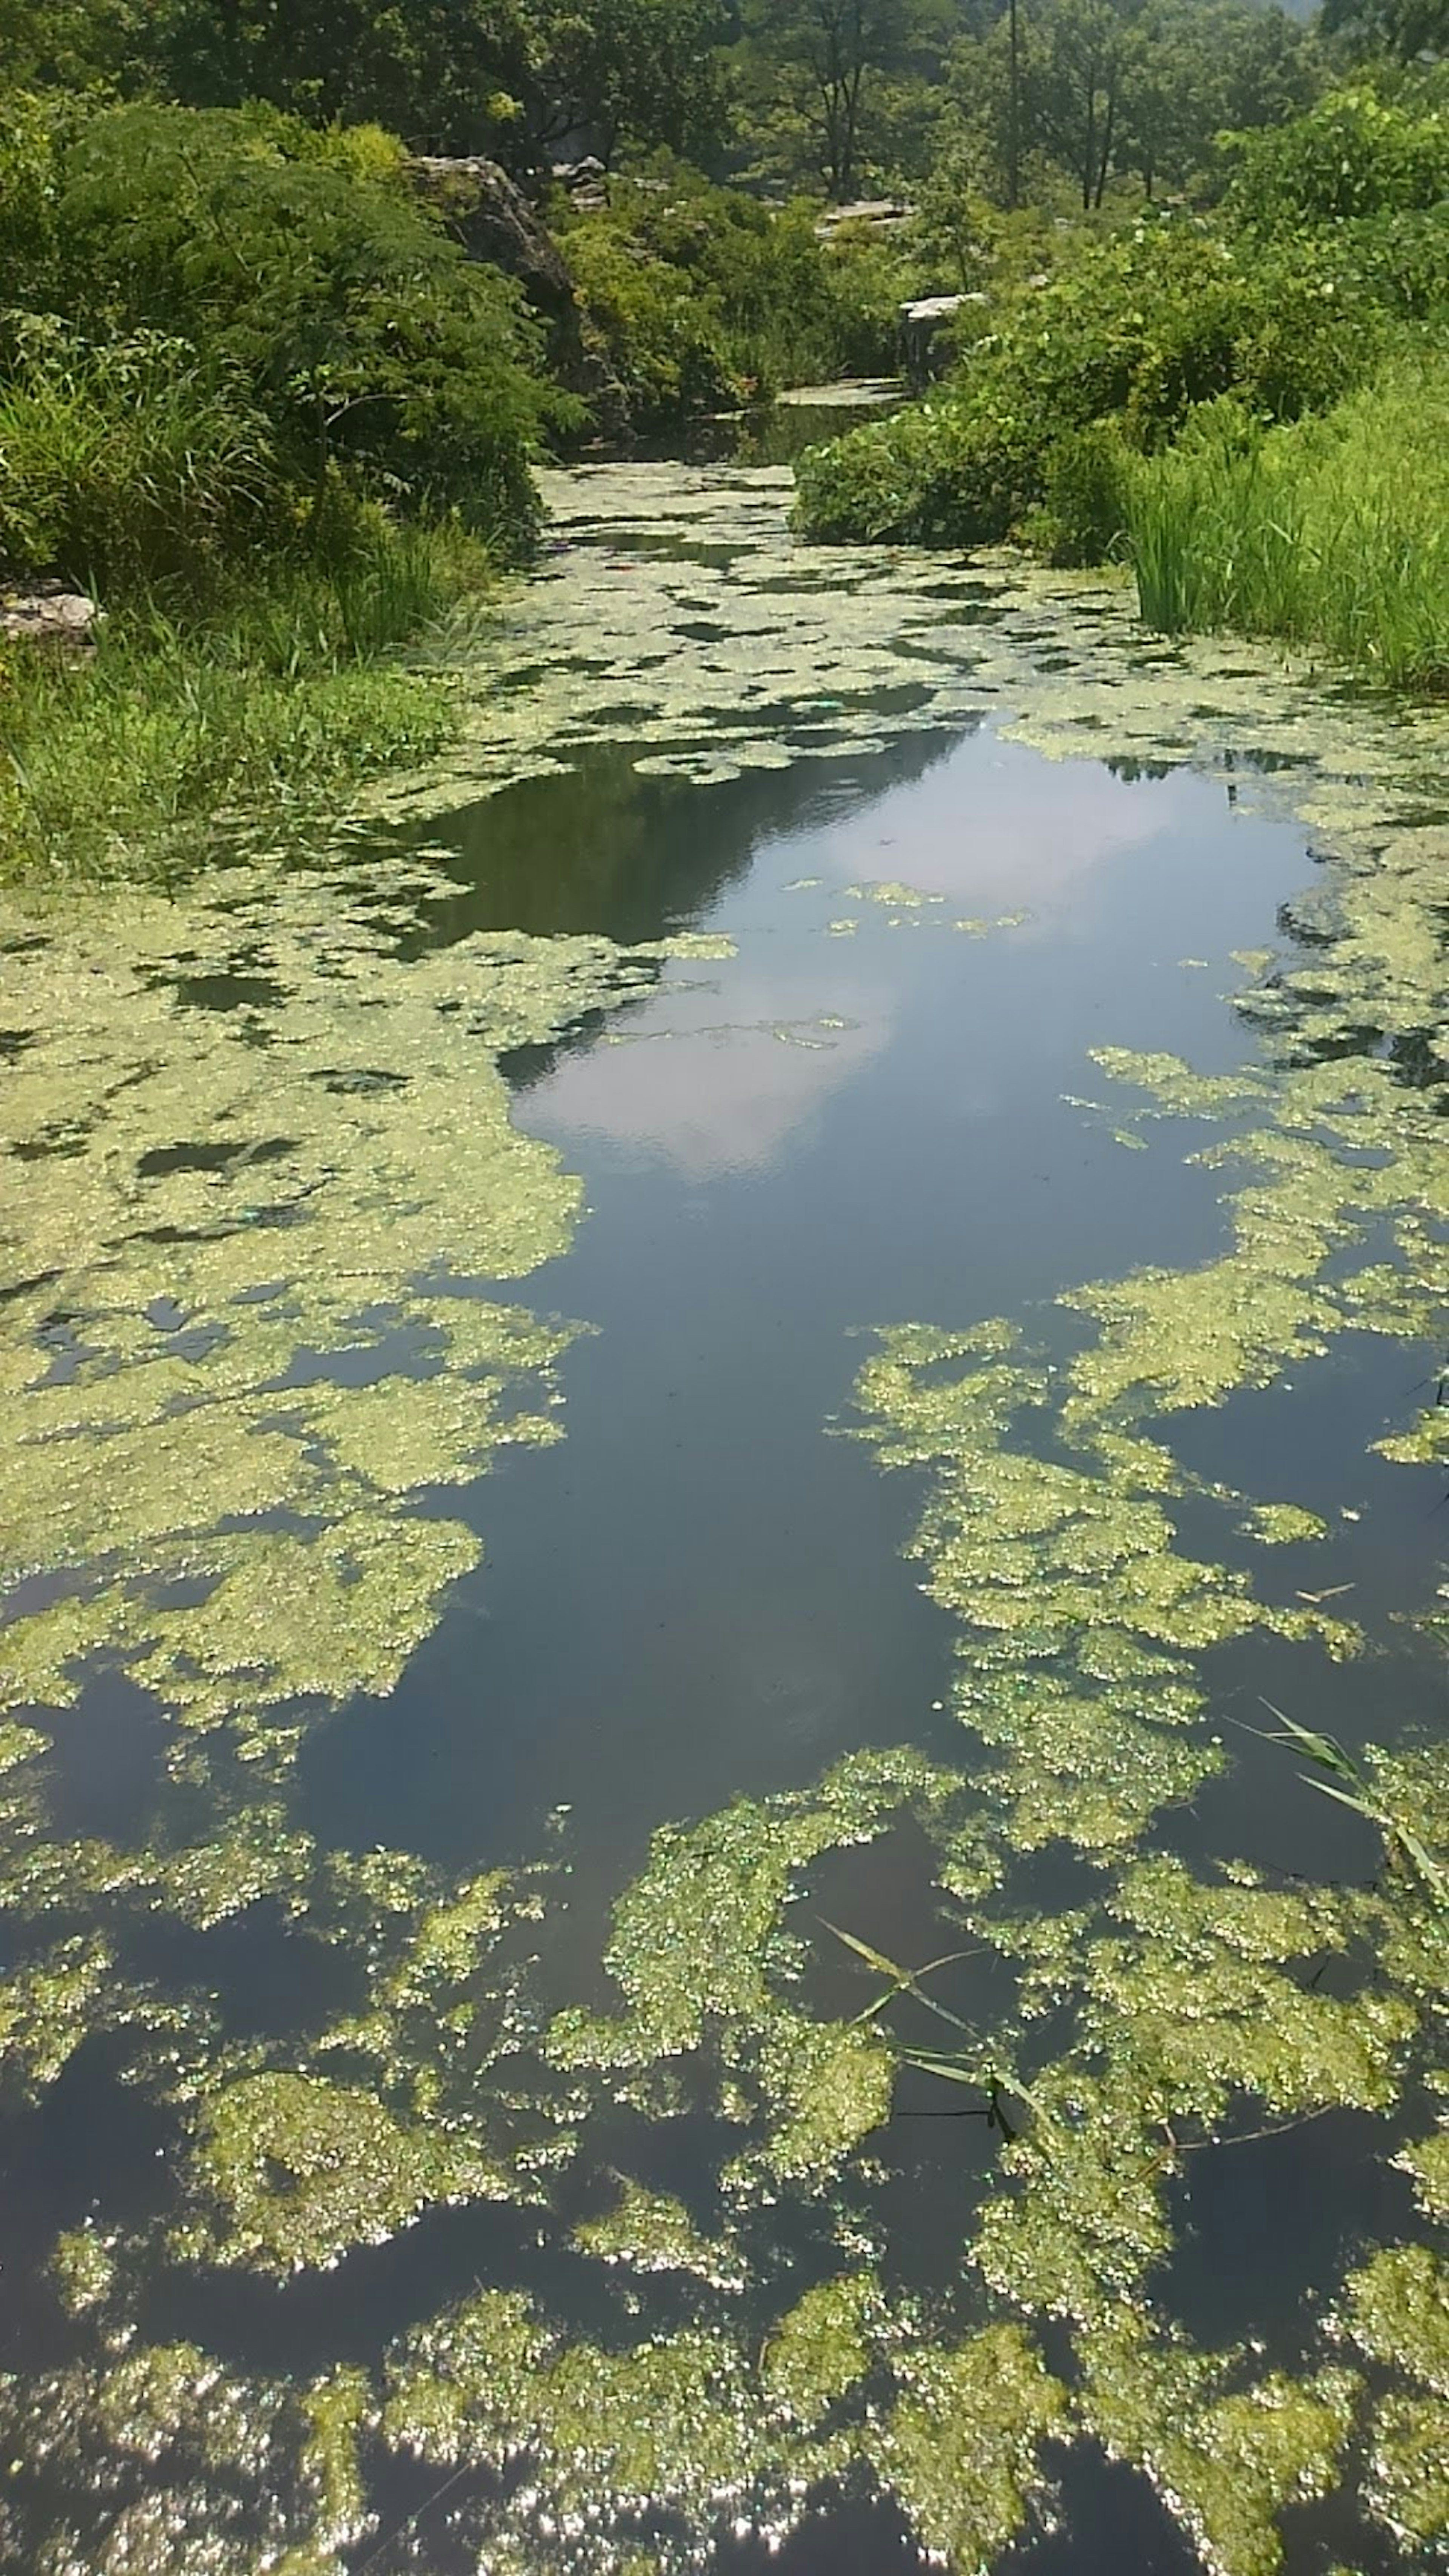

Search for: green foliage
xmin=1127 ymin=363 xmax=1449 ymax=691
xmin=557 ymin=165 xmax=897 ymax=427
xmin=0 ymin=326 xmax=279 ymax=597
xmin=734 ymin=0 xmax=933 ymax=201
xmin=48 ymin=103 xmax=551 ymax=548
xmin=1027 ymin=418 xmax=1131 ymax=564
xmin=83 ymin=0 xmax=728 ymax=169
xmin=0 ymin=518 xmax=480 ymax=880
xmin=796 ymin=217 xmax=1375 ymax=546
xmin=936 ymin=0 xmax=1321 ymax=213
xmin=1226 ymin=86 xmax=1449 ymax=229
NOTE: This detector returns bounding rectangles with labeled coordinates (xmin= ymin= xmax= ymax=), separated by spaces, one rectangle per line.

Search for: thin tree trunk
xmin=1094 ymin=74 xmax=1116 ymax=206
xmin=1007 ymin=0 xmax=1021 ymax=210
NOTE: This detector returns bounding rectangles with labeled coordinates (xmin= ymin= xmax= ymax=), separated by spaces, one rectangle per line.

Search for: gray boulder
xmin=410 ymin=155 xmax=629 ymax=443
xmin=898 ymin=292 xmax=988 ymax=390
xmin=0 ymin=584 xmax=100 ymax=648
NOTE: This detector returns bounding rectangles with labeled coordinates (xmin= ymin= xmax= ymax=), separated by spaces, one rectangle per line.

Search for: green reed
xmin=1128 ymin=360 xmax=1449 ymax=692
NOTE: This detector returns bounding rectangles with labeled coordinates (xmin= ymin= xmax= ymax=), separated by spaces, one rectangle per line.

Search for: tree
xmin=1320 ymin=0 xmax=1449 ymax=59
xmin=138 ymin=0 xmax=728 ymax=168
xmin=1034 ymin=0 xmax=1127 ymax=208
xmin=1117 ymin=1 xmax=1219 ymax=198
xmin=745 ymin=0 xmax=926 ymax=198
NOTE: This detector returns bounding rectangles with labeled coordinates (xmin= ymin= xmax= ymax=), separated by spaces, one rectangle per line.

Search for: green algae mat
xmin=0 ymin=463 xmax=1445 ymax=2576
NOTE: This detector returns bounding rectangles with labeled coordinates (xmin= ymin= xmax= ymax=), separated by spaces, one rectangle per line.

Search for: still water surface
xmin=1 ymin=468 xmax=1444 ymax=2576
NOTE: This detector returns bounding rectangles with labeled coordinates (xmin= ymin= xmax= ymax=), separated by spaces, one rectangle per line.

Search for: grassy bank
xmin=0 ymin=518 xmax=485 ymax=883
xmin=793 ymin=89 xmax=1449 ymax=694
xmin=1126 ymin=366 xmax=1449 ymax=691
xmin=0 ymin=98 xmax=557 ymax=883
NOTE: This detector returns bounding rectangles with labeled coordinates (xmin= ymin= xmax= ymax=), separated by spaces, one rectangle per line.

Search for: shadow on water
xmin=392 ymin=731 xmax=965 ymax=950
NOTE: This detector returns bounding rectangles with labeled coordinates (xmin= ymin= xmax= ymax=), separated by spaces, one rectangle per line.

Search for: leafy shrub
xmin=55 ymin=104 xmax=553 ymax=547
xmin=1027 ymin=422 xmax=1131 ymax=566
xmin=0 ymin=97 xmax=557 ymax=573
xmin=558 ymin=199 xmax=739 ymax=427
xmin=557 ymin=162 xmax=899 ymax=429
xmin=1226 ymin=89 xmax=1449 ymax=231
xmin=795 ymin=215 xmax=1391 ymax=548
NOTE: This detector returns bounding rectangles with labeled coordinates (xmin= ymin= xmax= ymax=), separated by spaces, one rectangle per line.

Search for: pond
xmin=0 ymin=463 xmax=1445 ymax=2576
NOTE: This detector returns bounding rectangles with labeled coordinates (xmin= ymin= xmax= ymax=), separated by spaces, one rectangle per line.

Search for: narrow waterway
xmin=0 ymin=465 xmax=1445 ymax=2576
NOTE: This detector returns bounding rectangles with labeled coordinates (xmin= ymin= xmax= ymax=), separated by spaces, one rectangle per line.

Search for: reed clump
xmin=1127 ymin=361 xmax=1449 ymax=692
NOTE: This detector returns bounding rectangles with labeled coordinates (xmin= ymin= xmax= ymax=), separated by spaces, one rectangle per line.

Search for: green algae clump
xmin=866 ymin=2326 xmax=1068 ymax=2568
xmin=181 ymin=2072 xmax=510 ymax=2273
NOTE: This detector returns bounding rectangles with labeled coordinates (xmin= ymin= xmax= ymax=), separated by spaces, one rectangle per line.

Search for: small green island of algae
xmin=2 ymin=469 xmax=1448 ymax=2576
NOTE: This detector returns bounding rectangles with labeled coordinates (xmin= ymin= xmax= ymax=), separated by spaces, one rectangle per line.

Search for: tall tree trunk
xmin=1094 ymin=72 xmax=1116 ymax=206
xmin=841 ymin=63 xmax=864 ymax=197
xmin=1007 ymin=0 xmax=1021 ymax=210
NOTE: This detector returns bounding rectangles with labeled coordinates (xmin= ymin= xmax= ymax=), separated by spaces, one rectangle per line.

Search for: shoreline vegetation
xmin=794 ymin=87 xmax=1449 ymax=691
xmin=2 ymin=14 xmax=1447 ymax=884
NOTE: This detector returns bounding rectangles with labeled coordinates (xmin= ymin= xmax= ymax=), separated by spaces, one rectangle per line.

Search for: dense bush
xmin=0 ymin=97 xmax=556 ymax=591
xmin=1225 ymin=87 xmax=1449 ymax=230
xmin=555 ymin=163 xmax=900 ymax=430
xmin=794 ymin=217 xmax=1383 ymax=546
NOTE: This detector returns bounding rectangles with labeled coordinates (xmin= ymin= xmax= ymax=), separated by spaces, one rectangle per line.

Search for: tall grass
xmin=0 ymin=517 xmax=485 ymax=883
xmin=0 ymin=330 xmax=280 ymax=600
xmin=1128 ymin=362 xmax=1449 ymax=692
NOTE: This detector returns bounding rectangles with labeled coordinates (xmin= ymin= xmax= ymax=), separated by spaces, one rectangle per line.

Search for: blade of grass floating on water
xmin=898 ymin=2050 xmax=987 ymax=2086
xmin=819 ymin=1919 xmax=913 ymax=1985
xmin=1254 ymin=1702 xmax=1364 ymax=1782
xmin=1390 ymin=1825 xmax=1449 ymax=1898
xmin=1303 ymin=1778 xmax=1388 ymax=1821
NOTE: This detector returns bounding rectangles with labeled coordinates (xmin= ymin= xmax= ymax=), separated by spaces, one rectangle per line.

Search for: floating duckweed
xmin=846 ymin=880 xmax=944 ymax=907
xmin=1086 ymin=1857 xmax=1414 ymax=2117
xmin=743 ymin=2011 xmax=895 ymax=2187
xmin=51 ymin=2228 xmax=117 ymax=2316
xmin=0 ymin=875 xmax=667 ymax=1740
xmin=1342 ymin=2244 xmax=1449 ymax=2396
xmin=4 ymin=464 xmax=1449 ymax=2576
xmin=575 ymin=2180 xmax=744 ymax=2287
xmin=1360 ymin=2389 xmax=1449 ymax=2553
xmin=974 ymin=2065 xmax=1175 ymax=2324
xmin=761 ymin=2273 xmax=876 ymax=2424
xmin=549 ymin=1749 xmax=963 ymax=2071
xmin=180 ymin=2071 xmax=512 ymax=2272
xmin=1244 ymin=1503 xmax=1329 ymax=1545
xmin=1081 ymin=2316 xmax=1359 ymax=2576
xmin=1396 ymin=2126 xmax=1449 ymax=2224
xmin=0 ymin=1934 xmax=118 ymax=2093
xmin=385 ymin=2288 xmax=773 ymax=2545
xmin=865 ymin=2326 xmax=1068 ymax=2567
xmin=1087 ymin=1048 xmax=1267 ymax=1123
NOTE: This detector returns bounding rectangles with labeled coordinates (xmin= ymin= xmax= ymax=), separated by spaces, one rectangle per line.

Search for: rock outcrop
xmin=898 ymin=292 xmax=988 ymax=389
xmin=0 ymin=584 xmax=100 ymax=648
xmin=410 ymin=155 xmax=629 ymax=444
